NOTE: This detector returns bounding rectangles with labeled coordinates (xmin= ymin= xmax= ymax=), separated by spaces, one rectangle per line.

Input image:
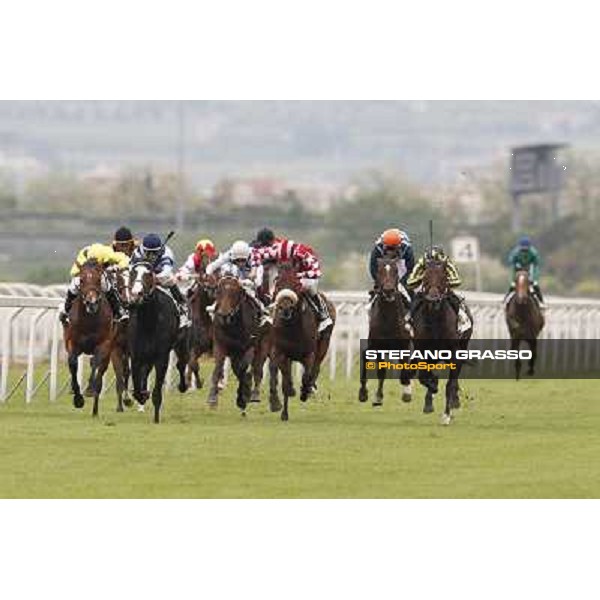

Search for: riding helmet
xmin=256 ymin=227 xmax=275 ymax=246
xmin=382 ymin=228 xmax=402 ymax=247
xmin=142 ymin=233 xmax=162 ymax=252
xmin=114 ymin=226 xmax=134 ymax=243
xmin=519 ymin=235 xmax=531 ymax=248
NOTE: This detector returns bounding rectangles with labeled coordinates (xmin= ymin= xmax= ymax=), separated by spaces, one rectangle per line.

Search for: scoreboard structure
xmin=509 ymin=143 xmax=568 ymax=232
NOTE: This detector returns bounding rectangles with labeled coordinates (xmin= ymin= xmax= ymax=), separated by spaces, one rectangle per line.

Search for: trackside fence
xmin=2 ymin=286 xmax=600 ymax=402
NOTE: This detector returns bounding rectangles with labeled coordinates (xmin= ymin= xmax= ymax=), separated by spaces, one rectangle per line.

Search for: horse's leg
xmin=280 ymin=357 xmax=293 ymax=421
xmin=152 ymin=357 xmax=169 ymax=424
xmin=400 ymin=370 xmax=413 ymax=403
xmin=442 ymin=376 xmax=457 ymax=426
xmin=268 ymin=359 xmax=282 ymax=412
xmin=358 ymin=348 xmax=369 ymax=403
xmin=374 ymin=367 xmax=385 ymax=407
xmin=232 ymin=350 xmax=253 ymax=414
xmin=85 ymin=356 xmax=97 ymax=397
xmin=527 ymin=338 xmax=537 ymax=376
xmin=419 ymin=370 xmax=436 ymax=414
xmin=186 ymin=346 xmax=201 ymax=389
xmin=121 ymin=349 xmax=132 ymax=407
xmin=92 ymin=342 xmax=111 ymax=418
xmin=132 ymin=360 xmax=150 ymax=409
xmin=511 ymin=337 xmax=521 ymax=381
xmin=300 ymin=353 xmax=315 ymax=402
xmin=69 ymin=350 xmax=84 ymax=408
xmin=174 ymin=335 xmax=190 ymax=394
xmin=111 ymin=348 xmax=126 ymax=413
xmin=208 ymin=345 xmax=225 ymax=407
xmin=251 ymin=336 xmax=268 ymax=404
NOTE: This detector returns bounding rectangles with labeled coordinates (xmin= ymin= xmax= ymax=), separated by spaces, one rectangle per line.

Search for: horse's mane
xmin=275 ymin=262 xmax=302 ymax=294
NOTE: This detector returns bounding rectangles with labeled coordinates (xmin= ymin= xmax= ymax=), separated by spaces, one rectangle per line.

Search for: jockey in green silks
xmin=505 ymin=235 xmax=545 ymax=308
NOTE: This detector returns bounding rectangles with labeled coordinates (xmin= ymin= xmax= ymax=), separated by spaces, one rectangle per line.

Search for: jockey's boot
xmin=308 ymin=293 xmax=333 ymax=333
xmin=58 ymin=290 xmax=78 ymax=325
xmin=246 ymin=292 xmax=272 ymax=327
xmin=106 ymin=288 xmax=129 ymax=322
xmin=448 ymin=293 xmax=471 ymax=334
xmin=533 ymin=284 xmax=546 ymax=310
xmin=170 ymin=285 xmax=191 ymax=328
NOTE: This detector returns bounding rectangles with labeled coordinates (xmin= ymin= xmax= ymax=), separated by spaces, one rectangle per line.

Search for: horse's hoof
xmin=440 ymin=413 xmax=452 ymax=426
xmin=123 ymin=396 xmax=133 ymax=408
xmin=240 ymin=411 xmax=247 ymax=418
xmin=73 ymin=395 xmax=85 ymax=409
xmin=423 ymin=405 xmax=434 ymax=414
xmin=451 ymin=398 xmax=461 ymax=410
xmin=136 ymin=402 xmax=145 ymax=413
xmin=372 ymin=400 xmax=383 ymax=408
xmin=401 ymin=393 xmax=412 ymax=403
xmin=84 ymin=387 xmax=95 ymax=398
xmin=269 ymin=398 xmax=282 ymax=412
xmin=250 ymin=392 xmax=260 ymax=403
xmin=116 ymin=405 xmax=124 ymax=413
xmin=358 ymin=389 xmax=368 ymax=403
xmin=280 ymin=412 xmax=289 ymax=422
xmin=178 ymin=383 xmax=188 ymax=394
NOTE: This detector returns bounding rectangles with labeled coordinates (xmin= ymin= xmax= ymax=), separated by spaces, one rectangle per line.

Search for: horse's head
xmin=422 ymin=259 xmax=449 ymax=303
xmin=79 ymin=260 xmax=103 ymax=315
xmin=376 ymin=257 xmax=399 ymax=300
xmin=198 ymin=272 xmax=218 ymax=304
xmin=129 ymin=262 xmax=156 ymax=304
xmin=274 ymin=262 xmax=302 ymax=297
xmin=215 ymin=275 xmax=242 ymax=320
xmin=515 ymin=270 xmax=530 ymax=304
xmin=274 ymin=288 xmax=299 ymax=321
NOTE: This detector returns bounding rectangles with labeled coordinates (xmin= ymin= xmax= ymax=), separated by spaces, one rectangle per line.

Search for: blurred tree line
xmin=2 ymin=153 xmax=600 ymax=296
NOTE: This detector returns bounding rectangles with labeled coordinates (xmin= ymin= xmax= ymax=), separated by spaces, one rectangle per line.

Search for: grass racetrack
xmin=0 ymin=369 xmax=598 ymax=498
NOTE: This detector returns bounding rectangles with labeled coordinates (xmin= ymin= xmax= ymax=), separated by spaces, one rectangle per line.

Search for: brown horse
xmin=185 ymin=273 xmax=217 ymax=389
xmin=207 ymin=275 xmax=260 ymax=414
xmin=506 ymin=270 xmax=544 ymax=380
xmin=359 ymin=256 xmax=412 ymax=406
xmin=63 ymin=261 xmax=115 ymax=417
xmin=270 ymin=263 xmax=336 ymax=421
xmin=412 ymin=259 xmax=472 ymax=425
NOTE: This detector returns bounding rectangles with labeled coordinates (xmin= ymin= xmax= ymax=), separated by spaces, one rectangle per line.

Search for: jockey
xmin=111 ymin=226 xmax=137 ymax=257
xmin=406 ymin=245 xmax=471 ymax=334
xmin=252 ymin=237 xmax=333 ymax=332
xmin=505 ymin=236 xmax=545 ymax=308
xmin=206 ymin=240 xmax=271 ymax=324
xmin=368 ymin=228 xmax=415 ymax=304
xmin=58 ymin=243 xmax=129 ymax=325
xmin=130 ymin=233 xmax=191 ymax=328
xmin=177 ymin=238 xmax=217 ymax=282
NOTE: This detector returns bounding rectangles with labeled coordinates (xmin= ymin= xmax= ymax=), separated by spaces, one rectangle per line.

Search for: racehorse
xmin=82 ymin=267 xmax=131 ymax=412
xmin=207 ymin=275 xmax=261 ymax=414
xmin=411 ymin=258 xmax=472 ymax=425
xmin=185 ymin=273 xmax=217 ymax=389
xmin=359 ymin=256 xmax=413 ymax=406
xmin=505 ymin=269 xmax=544 ymax=380
xmin=62 ymin=260 xmax=115 ymax=417
xmin=128 ymin=262 xmax=189 ymax=423
xmin=270 ymin=263 xmax=336 ymax=421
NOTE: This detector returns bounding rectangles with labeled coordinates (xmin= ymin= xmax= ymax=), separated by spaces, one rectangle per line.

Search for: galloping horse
xmin=207 ymin=275 xmax=261 ymax=414
xmin=63 ymin=260 xmax=115 ymax=416
xmin=359 ymin=256 xmax=412 ymax=406
xmin=412 ymin=258 xmax=472 ymax=425
xmin=270 ymin=263 xmax=336 ymax=421
xmin=505 ymin=269 xmax=544 ymax=379
xmin=185 ymin=272 xmax=217 ymax=389
xmin=128 ymin=262 xmax=189 ymax=423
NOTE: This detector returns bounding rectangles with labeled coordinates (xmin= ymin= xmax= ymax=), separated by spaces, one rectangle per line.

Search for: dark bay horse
xmin=207 ymin=275 xmax=261 ymax=414
xmin=128 ymin=262 xmax=189 ymax=423
xmin=63 ymin=261 xmax=115 ymax=417
xmin=506 ymin=270 xmax=544 ymax=380
xmin=412 ymin=259 xmax=472 ymax=425
xmin=359 ymin=256 xmax=413 ymax=406
xmin=270 ymin=264 xmax=336 ymax=421
xmin=185 ymin=273 xmax=217 ymax=389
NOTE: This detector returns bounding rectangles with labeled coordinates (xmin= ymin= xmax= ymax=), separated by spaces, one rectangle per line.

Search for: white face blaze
xmin=131 ymin=264 xmax=150 ymax=299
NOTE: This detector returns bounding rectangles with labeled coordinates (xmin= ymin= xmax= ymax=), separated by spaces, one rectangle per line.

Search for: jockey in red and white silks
xmin=251 ymin=238 xmax=332 ymax=332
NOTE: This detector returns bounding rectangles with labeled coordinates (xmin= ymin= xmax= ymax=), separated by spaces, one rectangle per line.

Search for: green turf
xmin=0 ymin=368 xmax=599 ymax=498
